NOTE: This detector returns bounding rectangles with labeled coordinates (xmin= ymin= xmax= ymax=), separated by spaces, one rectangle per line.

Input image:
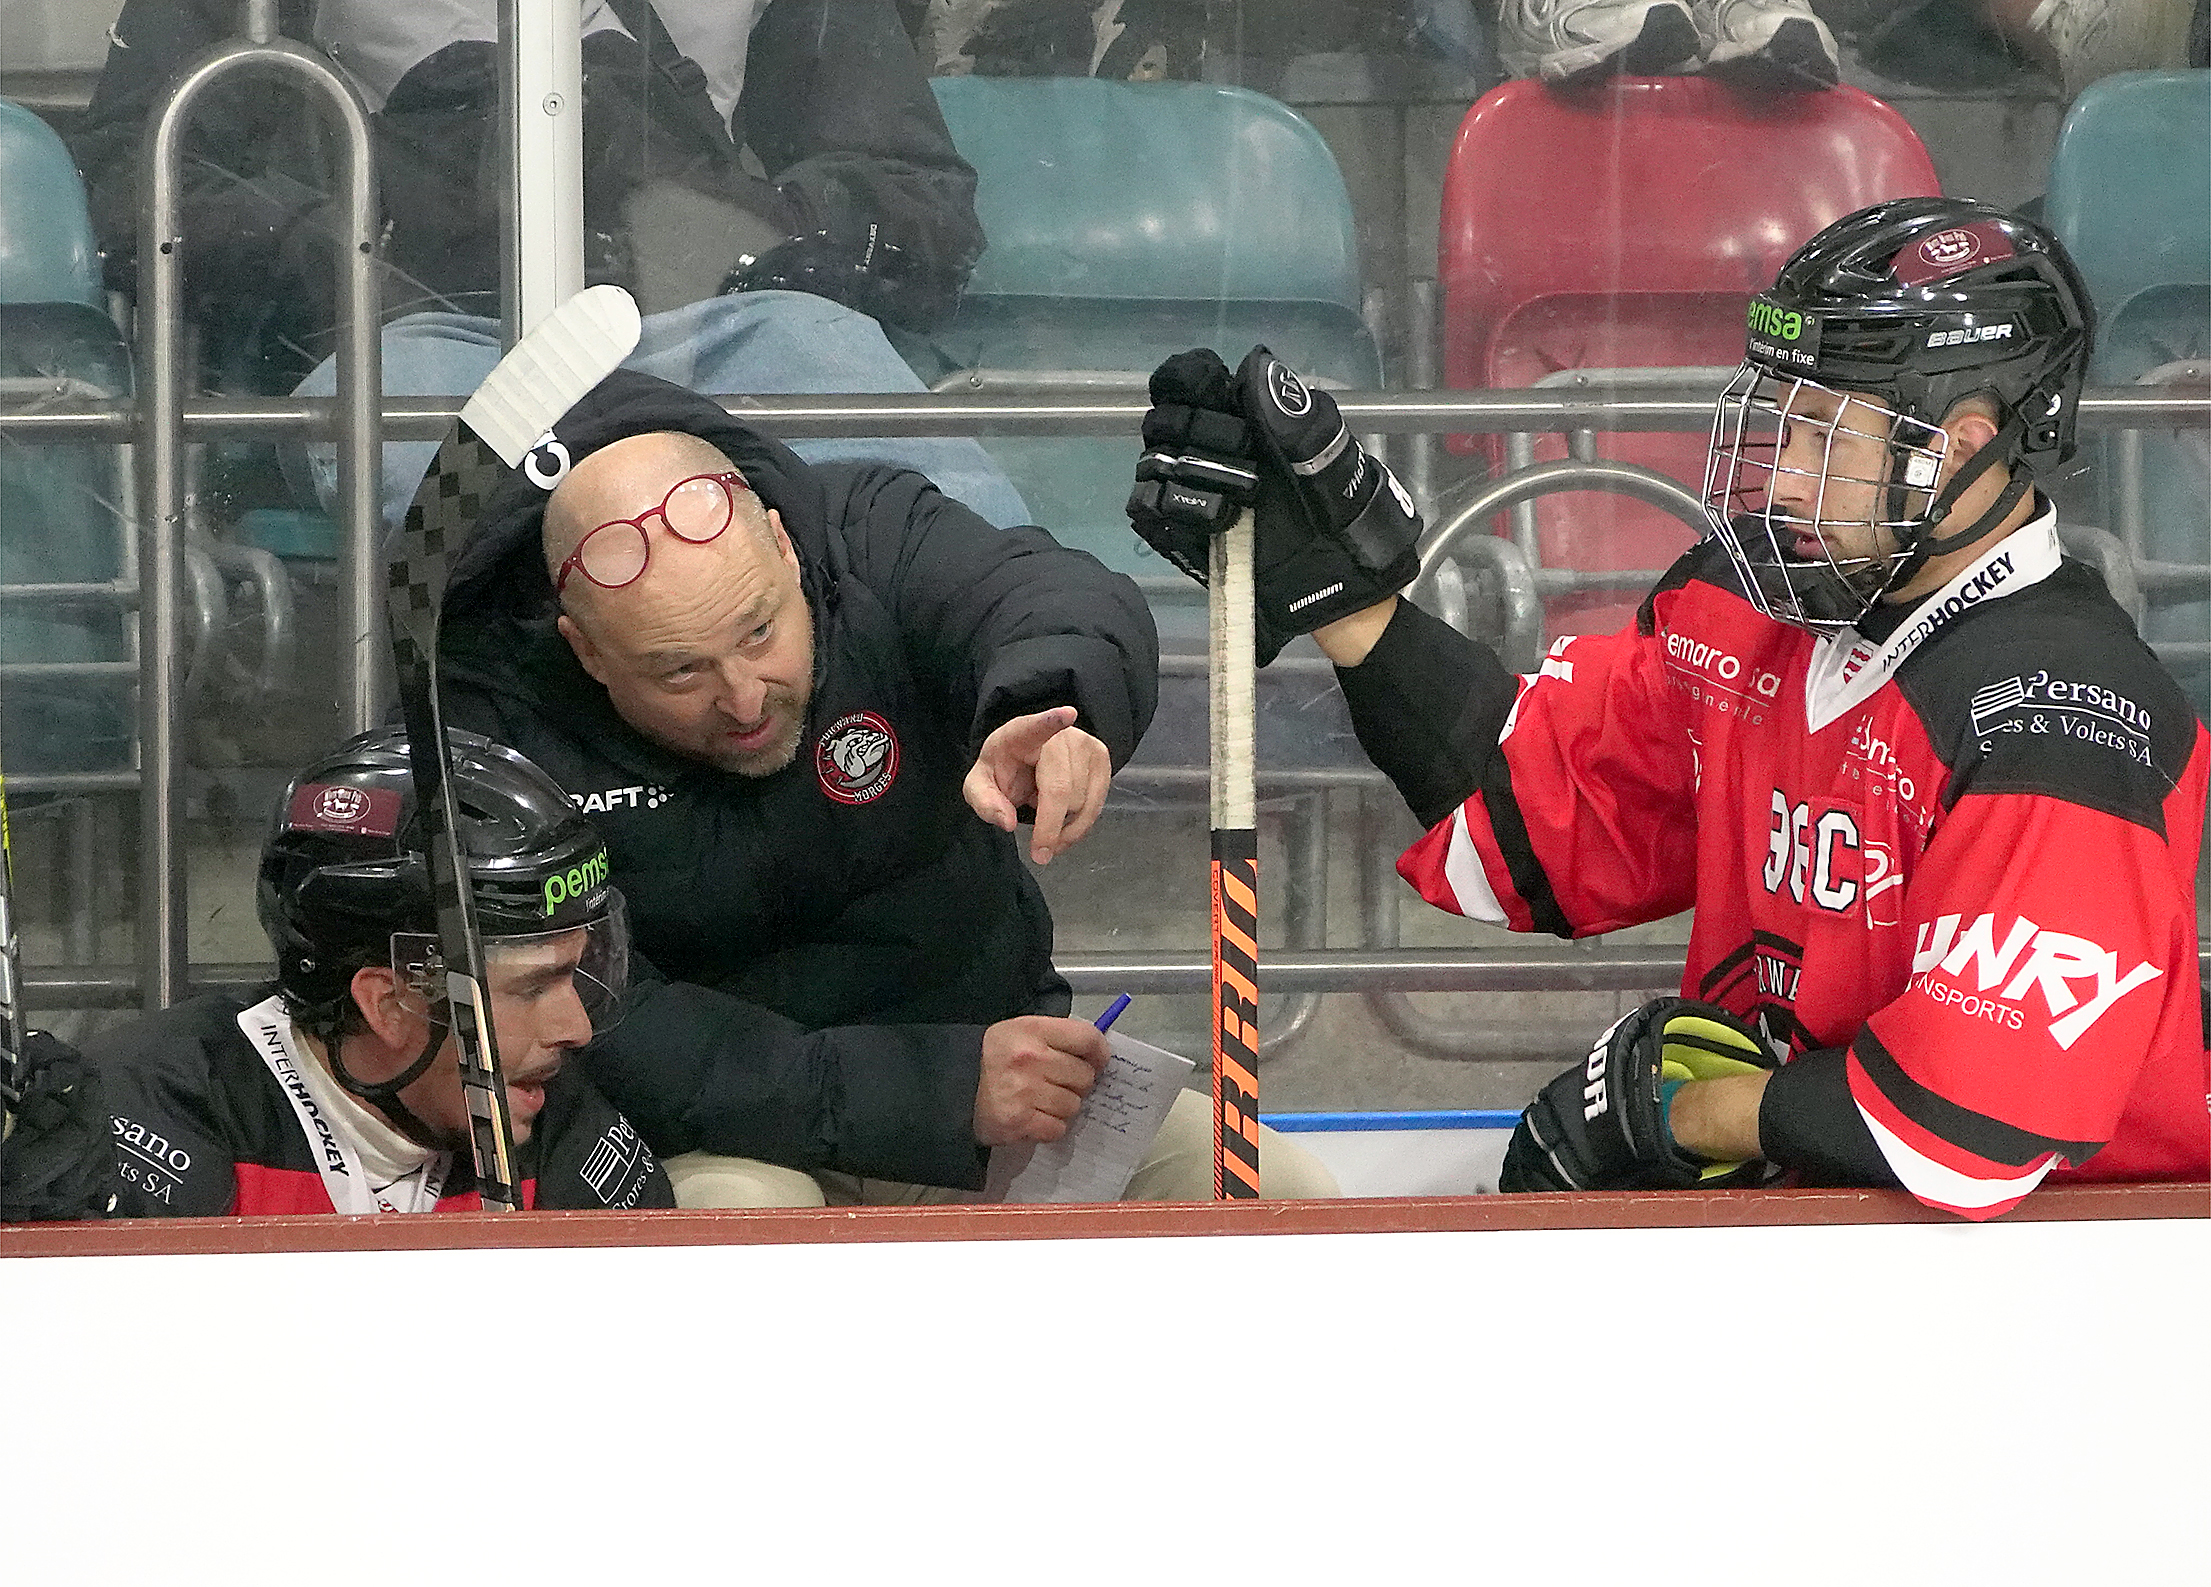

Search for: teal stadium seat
xmin=2047 ymin=71 xmax=2211 ymax=682
xmin=0 ymin=99 xmax=134 ymax=777
xmin=927 ymin=77 xmax=1382 ymax=583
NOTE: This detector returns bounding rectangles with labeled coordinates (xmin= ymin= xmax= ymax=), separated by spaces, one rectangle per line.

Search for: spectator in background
xmin=920 ymin=0 xmax=1210 ymax=77
xmin=1977 ymin=0 xmax=2194 ymax=98
xmin=1495 ymin=0 xmax=1842 ymax=87
xmin=73 ymin=0 xmax=1030 ymax=530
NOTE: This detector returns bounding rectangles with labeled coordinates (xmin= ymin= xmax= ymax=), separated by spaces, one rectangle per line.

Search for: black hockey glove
xmin=0 ymin=1032 xmax=118 ymax=1222
xmin=1499 ymin=999 xmax=1779 ymax=1194
xmin=1127 ymin=346 xmax=1423 ymax=665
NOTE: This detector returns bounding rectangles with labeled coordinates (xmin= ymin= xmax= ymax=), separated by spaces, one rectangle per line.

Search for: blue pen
xmin=1094 ymin=993 xmax=1132 ymax=1032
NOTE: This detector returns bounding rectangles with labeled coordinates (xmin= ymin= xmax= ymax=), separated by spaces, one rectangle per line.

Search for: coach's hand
xmin=1499 ymin=999 xmax=1778 ymax=1193
xmin=973 ymin=1015 xmax=1112 ymax=1147
xmin=1127 ymin=346 xmax=1424 ymax=665
xmin=965 ymin=705 xmax=1112 ymax=865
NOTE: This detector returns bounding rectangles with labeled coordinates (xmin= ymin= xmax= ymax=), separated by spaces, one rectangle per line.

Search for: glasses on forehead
xmin=554 ymin=471 xmax=753 ymax=596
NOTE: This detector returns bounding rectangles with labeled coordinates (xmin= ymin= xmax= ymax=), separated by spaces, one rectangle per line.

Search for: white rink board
xmin=10 ymin=1216 xmax=2210 ymax=1584
xmin=1292 ymin=1124 xmax=1509 ymax=1196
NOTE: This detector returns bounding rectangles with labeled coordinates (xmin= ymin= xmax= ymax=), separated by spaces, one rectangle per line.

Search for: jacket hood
xmin=442 ymin=368 xmax=835 ymax=629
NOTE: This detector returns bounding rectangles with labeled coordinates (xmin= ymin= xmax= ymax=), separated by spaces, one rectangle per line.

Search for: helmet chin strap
xmin=324 ymin=1000 xmax=460 ymax=1152
xmin=1875 ymin=402 xmax=2037 ymax=608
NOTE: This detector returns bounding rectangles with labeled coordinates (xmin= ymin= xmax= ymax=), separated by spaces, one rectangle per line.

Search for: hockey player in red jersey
xmin=1128 ymin=196 xmax=2211 ymax=1219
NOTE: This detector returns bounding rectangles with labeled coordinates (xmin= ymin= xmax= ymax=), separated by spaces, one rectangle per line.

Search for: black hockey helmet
xmin=1703 ymin=196 xmax=2094 ymax=633
xmin=257 ymin=725 xmax=624 ymax=1023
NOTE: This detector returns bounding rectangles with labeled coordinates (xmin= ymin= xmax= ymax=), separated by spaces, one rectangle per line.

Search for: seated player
xmin=435 ymin=369 xmax=1336 ymax=1204
xmin=0 ymin=726 xmax=672 ymax=1218
xmin=1128 ymin=196 xmax=2211 ymax=1219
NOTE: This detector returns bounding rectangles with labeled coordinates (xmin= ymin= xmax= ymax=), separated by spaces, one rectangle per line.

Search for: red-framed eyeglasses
xmin=553 ymin=471 xmax=754 ymax=596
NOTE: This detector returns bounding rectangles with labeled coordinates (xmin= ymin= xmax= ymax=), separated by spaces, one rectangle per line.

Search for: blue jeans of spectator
xmin=294 ymin=290 xmax=1032 ymax=529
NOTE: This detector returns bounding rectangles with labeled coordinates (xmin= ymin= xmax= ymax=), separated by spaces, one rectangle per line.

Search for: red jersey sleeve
xmin=1396 ymin=619 xmax=1700 ymax=938
xmin=1851 ymin=785 xmax=2201 ymax=1219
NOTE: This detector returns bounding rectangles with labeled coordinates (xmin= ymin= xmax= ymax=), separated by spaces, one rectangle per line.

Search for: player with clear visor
xmin=1700 ymin=196 xmax=2091 ymax=636
xmin=262 ymin=726 xmax=631 ymax=1150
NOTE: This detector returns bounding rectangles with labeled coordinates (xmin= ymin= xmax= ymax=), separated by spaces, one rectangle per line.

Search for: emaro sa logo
xmin=1909 ymin=913 xmax=2162 ymax=1049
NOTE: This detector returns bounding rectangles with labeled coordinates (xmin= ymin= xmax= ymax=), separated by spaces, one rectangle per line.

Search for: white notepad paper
xmin=985 ymin=1032 xmax=1198 ymax=1204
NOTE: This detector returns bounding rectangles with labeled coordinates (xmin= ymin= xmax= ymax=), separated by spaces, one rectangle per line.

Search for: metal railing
xmin=11 ymin=1 xmax=2211 ymax=1018
xmin=132 ymin=0 xmax=383 ymax=1006
xmin=8 ymin=380 xmax=2211 ymax=1014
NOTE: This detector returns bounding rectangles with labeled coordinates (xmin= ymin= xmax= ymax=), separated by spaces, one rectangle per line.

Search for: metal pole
xmin=139 ymin=32 xmax=383 ymax=1006
xmin=332 ymin=74 xmax=386 ymax=734
xmin=1406 ymin=278 xmax=1438 ymax=521
xmin=17 ymin=386 xmax=2211 ymax=445
xmin=499 ymin=0 xmax=585 ymax=343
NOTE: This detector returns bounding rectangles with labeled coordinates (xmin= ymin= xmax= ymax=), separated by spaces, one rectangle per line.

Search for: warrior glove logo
xmin=1266 ymin=360 xmax=1314 ymax=419
xmin=815 ymin=711 xmax=900 ymax=806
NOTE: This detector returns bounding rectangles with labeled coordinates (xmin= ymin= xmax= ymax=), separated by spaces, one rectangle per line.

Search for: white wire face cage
xmin=389 ymin=890 xmax=631 ymax=1037
xmin=1700 ymin=362 xmax=1952 ymax=635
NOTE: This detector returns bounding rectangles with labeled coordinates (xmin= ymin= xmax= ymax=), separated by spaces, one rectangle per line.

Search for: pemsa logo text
xmin=544 ymin=847 xmax=609 ymax=916
xmin=1747 ymin=300 xmax=1806 ymax=342
xmin=1909 ymin=912 xmax=2162 ymax=1050
xmin=1747 ymin=299 xmax=1819 ymax=370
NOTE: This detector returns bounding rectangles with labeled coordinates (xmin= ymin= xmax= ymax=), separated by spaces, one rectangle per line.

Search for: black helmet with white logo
xmin=1703 ymin=197 xmax=2094 ymax=634
xmin=257 ymin=725 xmax=622 ymax=1026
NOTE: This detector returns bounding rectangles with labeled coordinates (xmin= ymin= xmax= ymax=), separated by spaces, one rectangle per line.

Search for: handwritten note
xmin=985 ymin=1032 xmax=1197 ymax=1203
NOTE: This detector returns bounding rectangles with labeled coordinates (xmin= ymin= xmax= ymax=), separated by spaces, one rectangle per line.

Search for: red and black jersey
xmin=82 ymin=992 xmax=674 ymax=1217
xmin=1355 ymin=510 xmax=2209 ymax=1218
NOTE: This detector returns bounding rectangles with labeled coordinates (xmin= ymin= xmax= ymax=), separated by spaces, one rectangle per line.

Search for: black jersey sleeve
xmin=82 ymin=1024 xmax=241 ymax=1218
xmin=1334 ymin=598 xmax=1521 ymax=829
xmin=1758 ymin=1049 xmax=1900 ymax=1188
xmin=530 ymin=1070 xmax=675 ymax=1211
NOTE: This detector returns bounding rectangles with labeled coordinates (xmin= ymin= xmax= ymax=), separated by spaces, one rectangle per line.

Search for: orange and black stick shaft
xmin=1209 ymin=508 xmax=1262 ymax=1198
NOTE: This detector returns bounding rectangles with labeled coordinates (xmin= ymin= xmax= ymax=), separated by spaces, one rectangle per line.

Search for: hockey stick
xmin=386 ymin=284 xmax=641 ymax=1210
xmin=1210 ymin=507 xmax=1262 ymax=1199
xmin=0 ymin=726 xmax=24 ymax=1117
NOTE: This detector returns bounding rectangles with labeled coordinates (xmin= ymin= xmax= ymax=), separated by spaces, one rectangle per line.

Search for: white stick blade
xmin=460 ymin=284 xmax=643 ymax=467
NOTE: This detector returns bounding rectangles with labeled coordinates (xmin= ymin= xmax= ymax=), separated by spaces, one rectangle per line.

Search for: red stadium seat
xmin=1438 ymin=77 xmax=1940 ymax=633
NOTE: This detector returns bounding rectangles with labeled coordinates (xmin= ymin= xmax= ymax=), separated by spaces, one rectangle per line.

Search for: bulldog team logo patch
xmin=815 ymin=711 xmax=900 ymax=805
xmin=287 ymin=782 xmax=401 ymax=837
xmin=1891 ymin=222 xmax=2015 ymax=287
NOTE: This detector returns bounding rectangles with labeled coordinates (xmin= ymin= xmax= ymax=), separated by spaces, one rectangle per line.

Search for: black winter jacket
xmin=437 ymin=384 xmax=1157 ymax=1190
